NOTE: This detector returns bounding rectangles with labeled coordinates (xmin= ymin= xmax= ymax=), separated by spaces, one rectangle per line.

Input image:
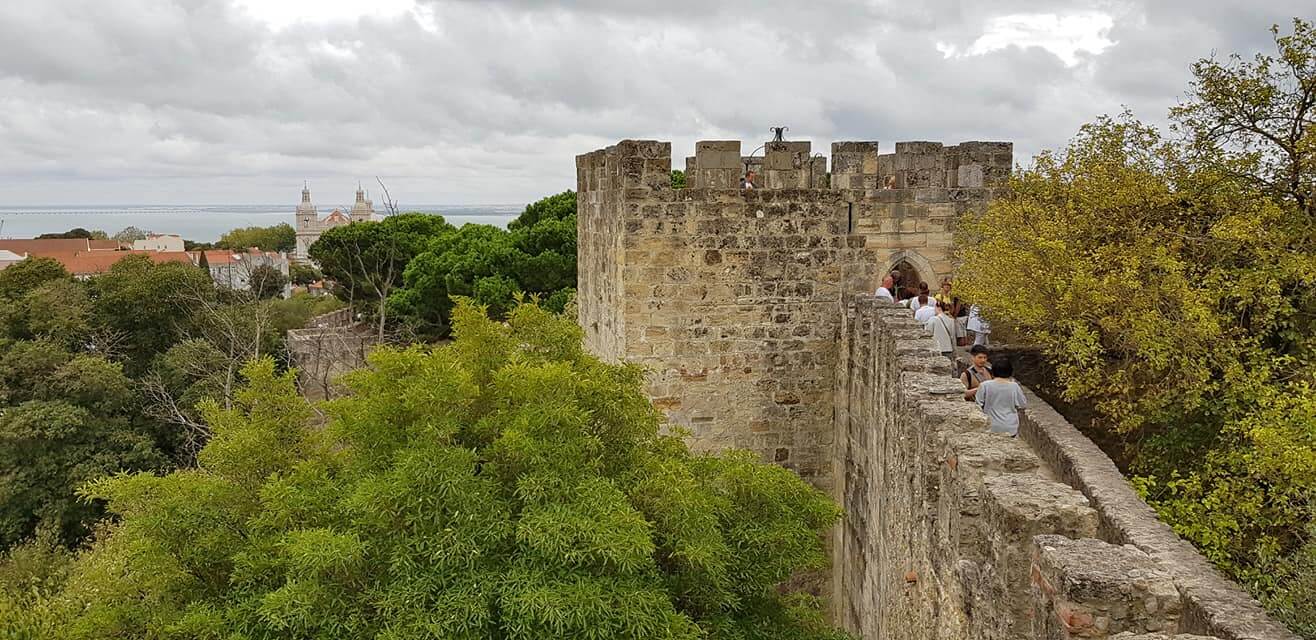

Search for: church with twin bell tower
xmin=293 ymin=183 xmax=375 ymax=263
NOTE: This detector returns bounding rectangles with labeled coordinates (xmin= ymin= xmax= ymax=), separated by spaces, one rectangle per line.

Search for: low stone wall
xmin=830 ymin=295 xmax=1295 ymax=640
xmin=286 ymin=309 xmax=375 ymax=400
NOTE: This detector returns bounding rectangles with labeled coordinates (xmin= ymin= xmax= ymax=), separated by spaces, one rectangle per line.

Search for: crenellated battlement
xmin=578 ymin=138 xmax=1012 ymax=193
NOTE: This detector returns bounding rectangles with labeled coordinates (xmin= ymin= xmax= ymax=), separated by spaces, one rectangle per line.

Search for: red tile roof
xmin=0 ymin=238 xmax=125 ymax=255
xmin=43 ymin=250 xmax=193 ymax=276
xmin=322 ymin=210 xmax=350 ymax=224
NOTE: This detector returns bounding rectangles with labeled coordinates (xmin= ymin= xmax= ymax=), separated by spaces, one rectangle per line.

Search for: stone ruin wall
xmin=576 ymin=137 xmax=1293 ymax=640
xmin=832 ymin=297 xmax=1296 ymax=640
xmin=286 ymin=307 xmax=377 ymax=400
xmin=576 ymin=138 xmax=1007 ymax=493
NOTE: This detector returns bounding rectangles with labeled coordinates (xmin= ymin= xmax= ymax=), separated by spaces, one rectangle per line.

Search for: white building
xmin=294 ymin=184 xmax=375 ymax=263
xmin=132 ymin=233 xmax=185 ymax=252
xmin=0 ymin=249 xmax=25 ymax=270
xmin=194 ymin=249 xmax=292 ymax=297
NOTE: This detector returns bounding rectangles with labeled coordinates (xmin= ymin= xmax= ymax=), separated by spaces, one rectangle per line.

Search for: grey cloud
xmin=0 ymin=0 xmax=1304 ymax=205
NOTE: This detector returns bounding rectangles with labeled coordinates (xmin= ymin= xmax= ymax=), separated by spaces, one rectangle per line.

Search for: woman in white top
xmin=967 ymin=305 xmax=991 ymax=347
xmin=925 ymin=302 xmax=957 ymax=359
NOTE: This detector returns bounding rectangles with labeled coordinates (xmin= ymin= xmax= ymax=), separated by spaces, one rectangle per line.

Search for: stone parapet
xmin=1018 ymin=391 xmax=1296 ymax=640
xmin=831 ymin=296 xmax=1296 ymax=640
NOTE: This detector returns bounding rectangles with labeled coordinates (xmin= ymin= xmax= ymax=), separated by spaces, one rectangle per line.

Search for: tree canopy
xmin=248 ymin=264 xmax=289 ymax=300
xmin=35 ymin=228 xmax=107 ymax=240
xmin=389 ymin=192 xmax=578 ymax=339
xmin=954 ymin=19 xmax=1316 ymax=636
xmin=111 ymin=226 xmax=150 ymax=243
xmin=0 ymin=249 xmax=346 ymax=560
xmin=14 ymin=302 xmax=844 ymax=640
xmin=217 ymin=223 xmax=297 ymax=253
xmin=309 ymin=212 xmax=455 ymax=339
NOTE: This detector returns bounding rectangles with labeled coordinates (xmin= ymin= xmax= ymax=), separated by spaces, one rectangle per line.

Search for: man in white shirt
xmin=875 ymin=276 xmax=896 ymax=302
xmin=913 ymin=296 xmax=937 ymax=323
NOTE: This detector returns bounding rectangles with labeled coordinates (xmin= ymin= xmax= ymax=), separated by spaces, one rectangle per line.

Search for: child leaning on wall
xmin=975 ymin=357 xmax=1026 ymax=436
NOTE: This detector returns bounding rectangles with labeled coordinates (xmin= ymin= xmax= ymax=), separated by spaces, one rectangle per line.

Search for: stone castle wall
xmin=576 ymin=138 xmax=1007 ymax=492
xmin=830 ymin=296 xmax=1296 ymax=640
xmin=576 ymin=137 xmax=1293 ymax=640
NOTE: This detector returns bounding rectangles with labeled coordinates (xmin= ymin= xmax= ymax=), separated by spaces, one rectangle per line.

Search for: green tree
xmin=954 ymin=20 xmax=1316 ymax=635
xmin=0 ymin=539 xmax=72 ymax=639
xmin=289 ymin=262 xmax=322 ymax=286
xmin=0 ymin=257 xmax=70 ymax=301
xmin=217 ymin=223 xmax=297 ymax=253
xmin=35 ymin=303 xmax=844 ymax=640
xmin=89 ymin=255 xmax=215 ymax=374
xmin=310 ymin=213 xmax=454 ymax=340
xmin=248 ymin=264 xmax=288 ymax=300
xmin=507 ymin=190 xmax=575 ymax=230
xmin=390 ymin=192 xmax=578 ymax=339
xmin=2 ymin=280 xmax=93 ymax=348
xmin=36 ymin=228 xmax=107 ymax=240
xmin=0 ymin=354 xmax=166 ymax=549
xmin=389 ymin=224 xmax=521 ymax=336
xmin=671 ymin=169 xmax=687 ymax=189
xmin=111 ymin=226 xmax=149 ymax=243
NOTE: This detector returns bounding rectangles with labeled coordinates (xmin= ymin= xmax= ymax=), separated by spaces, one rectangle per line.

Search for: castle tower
xmin=350 ymin=183 xmax=375 ymax=222
xmin=576 ymin=138 xmax=1011 ymax=494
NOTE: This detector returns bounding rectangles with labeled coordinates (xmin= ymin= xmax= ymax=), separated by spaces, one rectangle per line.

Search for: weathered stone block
xmin=1030 ymin=536 xmax=1182 ymax=639
xmin=985 ymin=475 xmax=1099 ymax=637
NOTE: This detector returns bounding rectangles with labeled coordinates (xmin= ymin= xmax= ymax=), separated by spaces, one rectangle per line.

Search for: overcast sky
xmin=0 ymin=0 xmax=1307 ymax=206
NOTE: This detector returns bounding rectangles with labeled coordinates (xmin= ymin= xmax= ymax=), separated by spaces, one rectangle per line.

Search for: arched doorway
xmin=883 ymin=250 xmax=939 ymax=301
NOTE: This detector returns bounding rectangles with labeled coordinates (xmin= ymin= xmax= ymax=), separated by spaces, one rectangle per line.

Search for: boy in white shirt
xmin=975 ymin=358 xmax=1027 ymax=436
xmin=913 ymin=296 xmax=937 ymax=323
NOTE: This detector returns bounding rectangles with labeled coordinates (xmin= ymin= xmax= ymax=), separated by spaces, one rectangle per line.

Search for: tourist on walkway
xmin=936 ymin=279 xmax=954 ymax=306
xmin=875 ymin=276 xmax=896 ymax=302
xmin=743 ymin=170 xmax=757 ymax=190
xmin=961 ymin=345 xmax=993 ymax=401
xmin=913 ymin=293 xmax=937 ymax=323
xmin=905 ymin=283 xmax=936 ymax=309
xmin=926 ymin=302 xmax=957 ymax=360
xmin=975 ymin=358 xmax=1026 ymax=436
xmin=967 ymin=305 xmax=991 ymax=346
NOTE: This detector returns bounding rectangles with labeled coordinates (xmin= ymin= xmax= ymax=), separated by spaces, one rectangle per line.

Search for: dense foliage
xmin=217 ymin=223 xmax=297 ymax=253
xmin=249 ymin=264 xmax=290 ymax=300
xmin=388 ymin=191 xmax=578 ymax=339
xmin=310 ymin=212 xmax=456 ymax=339
xmin=35 ymin=228 xmax=108 ymax=240
xmin=0 ymin=255 xmax=343 ymax=558
xmin=111 ymin=226 xmax=150 ymax=243
xmin=308 ymin=192 xmax=577 ymax=341
xmin=954 ymin=20 xmax=1315 ymax=635
xmin=4 ymin=302 xmax=844 ymax=640
xmin=289 ymin=262 xmax=322 ymax=286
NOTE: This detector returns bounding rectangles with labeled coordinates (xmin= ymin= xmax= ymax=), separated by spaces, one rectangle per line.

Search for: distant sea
xmin=0 ymin=204 xmax=526 ymax=243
